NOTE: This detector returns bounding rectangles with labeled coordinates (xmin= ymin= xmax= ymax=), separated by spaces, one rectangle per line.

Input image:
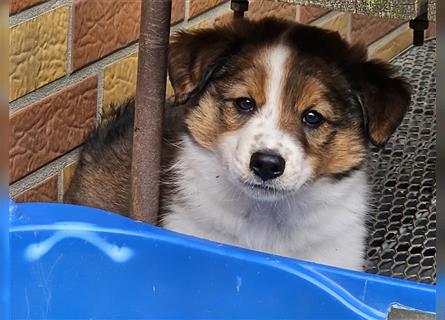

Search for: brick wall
xmin=9 ymin=0 xmax=436 ymax=202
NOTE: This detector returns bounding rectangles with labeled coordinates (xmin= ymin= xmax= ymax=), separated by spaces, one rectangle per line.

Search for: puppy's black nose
xmin=249 ymin=151 xmax=285 ymax=181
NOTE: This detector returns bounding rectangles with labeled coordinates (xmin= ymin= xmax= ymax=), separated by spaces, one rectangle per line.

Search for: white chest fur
xmin=162 ymin=136 xmax=369 ymax=271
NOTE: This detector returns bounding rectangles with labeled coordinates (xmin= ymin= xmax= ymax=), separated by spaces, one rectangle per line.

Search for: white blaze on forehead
xmin=217 ymin=43 xmax=313 ymax=190
xmin=262 ymin=45 xmax=290 ymax=123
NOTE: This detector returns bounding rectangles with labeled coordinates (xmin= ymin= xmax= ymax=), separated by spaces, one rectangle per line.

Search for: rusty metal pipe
xmin=130 ymin=0 xmax=172 ymax=224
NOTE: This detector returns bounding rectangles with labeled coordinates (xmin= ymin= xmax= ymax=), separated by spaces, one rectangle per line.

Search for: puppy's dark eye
xmin=302 ymin=110 xmax=324 ymax=127
xmin=234 ymin=97 xmax=256 ymax=112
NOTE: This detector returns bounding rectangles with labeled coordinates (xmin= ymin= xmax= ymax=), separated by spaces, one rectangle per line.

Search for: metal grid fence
xmin=275 ymin=0 xmax=434 ymax=21
xmin=365 ymin=39 xmax=436 ymax=284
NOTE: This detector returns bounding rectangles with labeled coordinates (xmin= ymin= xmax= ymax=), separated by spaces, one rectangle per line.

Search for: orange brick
xmin=314 ymin=12 xmax=349 ymax=40
xmin=10 ymin=0 xmax=47 ymax=15
xmin=299 ymin=5 xmax=329 ymax=24
xmin=172 ymin=0 xmax=185 ymax=24
xmin=14 ymin=175 xmax=58 ymax=203
xmin=72 ymin=0 xmax=183 ymax=70
xmin=369 ymin=27 xmax=412 ymax=61
xmin=9 ymin=6 xmax=69 ymax=101
xmin=72 ymin=0 xmax=141 ymax=70
xmin=9 ymin=76 xmax=97 ymax=183
xmin=63 ymin=161 xmax=79 ymax=195
xmin=351 ymin=14 xmax=403 ymax=46
xmin=246 ymin=0 xmax=296 ymax=21
xmin=189 ymin=0 xmax=228 ymax=19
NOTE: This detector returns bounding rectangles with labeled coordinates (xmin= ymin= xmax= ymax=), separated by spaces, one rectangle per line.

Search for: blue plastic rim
xmin=1 ymin=197 xmax=10 ymax=320
xmin=10 ymin=201 xmax=435 ymax=319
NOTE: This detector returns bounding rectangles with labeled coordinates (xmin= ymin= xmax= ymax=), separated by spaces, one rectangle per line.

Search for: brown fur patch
xmin=274 ymin=52 xmax=367 ymax=181
xmin=185 ymin=92 xmax=223 ymax=149
xmin=297 ymin=81 xmax=366 ymax=180
xmin=308 ymin=130 xmax=367 ymax=181
xmin=185 ymin=48 xmax=268 ymax=149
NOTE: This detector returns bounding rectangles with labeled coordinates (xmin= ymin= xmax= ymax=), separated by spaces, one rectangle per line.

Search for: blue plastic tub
xmin=9 ymin=201 xmax=435 ymax=319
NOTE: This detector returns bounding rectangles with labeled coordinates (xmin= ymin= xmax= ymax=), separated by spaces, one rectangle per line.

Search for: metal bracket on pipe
xmin=409 ymin=13 xmax=429 ymax=46
xmin=231 ymin=0 xmax=249 ymax=18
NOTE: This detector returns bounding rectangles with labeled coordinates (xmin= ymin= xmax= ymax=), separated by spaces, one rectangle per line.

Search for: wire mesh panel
xmin=365 ymin=39 xmax=436 ymax=284
xmin=275 ymin=0 xmax=431 ymax=20
xmin=428 ymin=0 xmax=436 ymax=21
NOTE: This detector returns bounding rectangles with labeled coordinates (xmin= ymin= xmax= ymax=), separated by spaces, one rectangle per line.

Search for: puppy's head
xmin=168 ymin=18 xmax=410 ymax=201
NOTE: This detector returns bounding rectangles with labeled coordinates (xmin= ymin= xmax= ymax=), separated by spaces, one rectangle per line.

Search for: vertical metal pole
xmin=131 ymin=0 xmax=171 ymax=224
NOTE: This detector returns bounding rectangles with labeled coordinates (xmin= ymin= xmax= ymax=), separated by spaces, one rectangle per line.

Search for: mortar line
xmin=295 ymin=4 xmax=301 ymax=22
xmin=309 ymin=10 xmax=343 ymax=27
xmin=10 ymin=148 xmax=81 ymax=198
xmin=66 ymin=0 xmax=73 ymax=75
xmin=184 ymin=0 xmax=190 ymax=21
xmin=9 ymin=0 xmax=69 ymax=27
xmin=186 ymin=1 xmax=231 ymax=25
xmin=96 ymin=68 xmax=105 ymax=126
xmin=57 ymin=171 xmax=64 ymax=202
xmin=367 ymin=23 xmax=410 ymax=59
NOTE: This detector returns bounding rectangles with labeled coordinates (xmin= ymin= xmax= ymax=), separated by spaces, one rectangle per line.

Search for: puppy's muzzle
xmin=249 ymin=151 xmax=286 ymax=181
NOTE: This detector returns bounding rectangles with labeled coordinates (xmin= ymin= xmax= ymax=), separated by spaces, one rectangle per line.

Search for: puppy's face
xmin=168 ymin=19 xmax=410 ymax=201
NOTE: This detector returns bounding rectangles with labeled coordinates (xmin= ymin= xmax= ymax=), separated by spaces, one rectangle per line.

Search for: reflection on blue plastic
xmin=10 ymin=201 xmax=436 ymax=319
xmin=23 ymin=222 xmax=133 ymax=262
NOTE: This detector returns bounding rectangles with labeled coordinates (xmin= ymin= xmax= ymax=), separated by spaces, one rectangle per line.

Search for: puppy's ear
xmin=168 ymin=28 xmax=235 ymax=105
xmin=350 ymin=57 xmax=411 ymax=147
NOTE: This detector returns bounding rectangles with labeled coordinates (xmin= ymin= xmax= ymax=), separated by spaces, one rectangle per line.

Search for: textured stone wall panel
xmin=10 ymin=0 xmax=47 ymax=15
xmin=351 ymin=13 xmax=403 ymax=46
xmin=9 ymin=76 xmax=98 ymax=182
xmin=9 ymin=6 xmax=68 ymax=101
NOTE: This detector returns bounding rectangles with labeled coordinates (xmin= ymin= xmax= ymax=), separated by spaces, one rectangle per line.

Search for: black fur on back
xmin=64 ymin=98 xmax=184 ymax=217
xmin=64 ymin=100 xmax=135 ymax=215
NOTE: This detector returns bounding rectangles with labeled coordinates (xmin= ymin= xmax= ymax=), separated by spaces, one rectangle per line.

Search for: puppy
xmin=65 ymin=18 xmax=410 ymax=271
